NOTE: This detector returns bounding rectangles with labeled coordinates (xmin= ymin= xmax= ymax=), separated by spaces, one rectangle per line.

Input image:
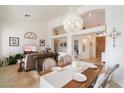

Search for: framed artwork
xmin=9 ymin=37 xmax=19 ymax=46
xmin=60 ymin=43 xmax=63 ymax=47
xmin=40 ymin=39 xmax=45 ymax=46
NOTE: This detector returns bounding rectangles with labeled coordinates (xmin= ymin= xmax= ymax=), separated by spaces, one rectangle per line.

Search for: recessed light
xmin=88 ymin=13 xmax=92 ymax=17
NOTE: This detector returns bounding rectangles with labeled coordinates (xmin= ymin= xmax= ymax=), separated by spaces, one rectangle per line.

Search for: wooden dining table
xmin=39 ymin=63 xmax=103 ymax=88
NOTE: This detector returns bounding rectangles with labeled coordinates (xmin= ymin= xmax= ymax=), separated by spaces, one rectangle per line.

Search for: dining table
xmin=39 ymin=61 xmax=103 ymax=88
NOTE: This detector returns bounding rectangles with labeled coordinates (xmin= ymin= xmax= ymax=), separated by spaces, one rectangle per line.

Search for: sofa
xmin=23 ymin=53 xmax=41 ymax=71
xmin=23 ymin=52 xmax=59 ymax=71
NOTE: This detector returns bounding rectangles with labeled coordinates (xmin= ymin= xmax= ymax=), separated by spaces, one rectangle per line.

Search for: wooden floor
xmin=0 ymin=57 xmax=121 ymax=88
xmin=0 ymin=64 xmax=40 ymax=88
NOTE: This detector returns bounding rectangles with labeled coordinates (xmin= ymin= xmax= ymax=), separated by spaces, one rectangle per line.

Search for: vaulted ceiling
xmin=0 ymin=5 xmax=105 ymax=27
xmin=0 ymin=5 xmax=79 ymax=22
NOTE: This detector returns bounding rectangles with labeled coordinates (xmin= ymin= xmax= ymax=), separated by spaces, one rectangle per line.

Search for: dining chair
xmin=93 ymin=64 xmax=120 ymax=88
xmin=63 ymin=55 xmax=72 ymax=65
xmin=42 ymin=58 xmax=56 ymax=71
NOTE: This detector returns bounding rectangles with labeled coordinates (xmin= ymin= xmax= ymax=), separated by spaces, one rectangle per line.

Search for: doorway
xmin=54 ymin=39 xmax=59 ymax=52
xmin=96 ymin=36 xmax=105 ymax=57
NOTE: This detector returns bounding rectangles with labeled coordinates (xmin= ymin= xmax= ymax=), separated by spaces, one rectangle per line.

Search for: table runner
xmin=40 ymin=61 xmax=95 ymax=88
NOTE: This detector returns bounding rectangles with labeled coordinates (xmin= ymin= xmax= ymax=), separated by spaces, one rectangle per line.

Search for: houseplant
xmin=7 ymin=53 xmax=23 ymax=65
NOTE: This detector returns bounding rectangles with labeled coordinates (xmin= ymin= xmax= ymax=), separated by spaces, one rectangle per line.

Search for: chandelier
xmin=63 ymin=7 xmax=83 ymax=32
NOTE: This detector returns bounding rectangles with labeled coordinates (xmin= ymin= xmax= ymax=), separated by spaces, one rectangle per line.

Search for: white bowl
xmin=72 ymin=73 xmax=87 ymax=82
xmin=51 ymin=67 xmax=62 ymax=72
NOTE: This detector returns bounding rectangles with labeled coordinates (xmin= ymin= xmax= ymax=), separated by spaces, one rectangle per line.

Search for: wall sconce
xmin=109 ymin=27 xmax=121 ymax=47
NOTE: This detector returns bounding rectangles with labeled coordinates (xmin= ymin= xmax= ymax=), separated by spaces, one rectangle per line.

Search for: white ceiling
xmin=81 ymin=9 xmax=105 ymax=28
xmin=0 ymin=5 xmax=80 ymax=22
xmin=54 ymin=9 xmax=105 ymax=30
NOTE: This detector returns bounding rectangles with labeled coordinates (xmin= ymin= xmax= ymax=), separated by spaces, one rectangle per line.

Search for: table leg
xmin=18 ymin=61 xmax=24 ymax=72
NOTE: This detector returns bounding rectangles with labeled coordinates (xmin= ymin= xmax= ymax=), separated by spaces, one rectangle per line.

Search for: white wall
xmin=72 ymin=35 xmax=90 ymax=59
xmin=0 ymin=27 xmax=1 ymax=58
xmin=72 ymin=34 xmax=96 ymax=59
xmin=0 ymin=21 xmax=49 ymax=57
xmin=105 ymin=6 xmax=124 ymax=87
xmin=81 ymin=35 xmax=95 ymax=59
xmin=80 ymin=37 xmax=90 ymax=59
xmin=82 ymin=9 xmax=105 ymax=29
xmin=89 ymin=34 xmax=96 ymax=58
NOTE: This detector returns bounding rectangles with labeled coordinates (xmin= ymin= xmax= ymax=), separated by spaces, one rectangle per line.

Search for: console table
xmin=33 ymin=52 xmax=59 ymax=72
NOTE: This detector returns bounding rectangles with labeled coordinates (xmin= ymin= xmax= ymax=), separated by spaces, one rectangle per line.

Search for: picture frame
xmin=40 ymin=39 xmax=45 ymax=46
xmin=60 ymin=43 xmax=63 ymax=47
xmin=9 ymin=37 xmax=19 ymax=46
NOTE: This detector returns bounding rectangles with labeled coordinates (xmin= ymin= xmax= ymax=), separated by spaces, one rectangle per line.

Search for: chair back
xmin=43 ymin=58 xmax=56 ymax=71
xmin=24 ymin=53 xmax=40 ymax=71
xmin=64 ymin=55 xmax=72 ymax=64
xmin=94 ymin=64 xmax=120 ymax=88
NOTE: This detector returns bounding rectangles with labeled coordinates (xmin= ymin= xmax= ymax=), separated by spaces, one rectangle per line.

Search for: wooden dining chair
xmin=42 ymin=58 xmax=56 ymax=71
xmin=93 ymin=64 xmax=120 ymax=88
xmin=63 ymin=55 xmax=72 ymax=65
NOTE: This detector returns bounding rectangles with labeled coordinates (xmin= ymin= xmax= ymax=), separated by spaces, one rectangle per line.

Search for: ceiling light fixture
xmin=24 ymin=14 xmax=30 ymax=17
xmin=63 ymin=7 xmax=83 ymax=32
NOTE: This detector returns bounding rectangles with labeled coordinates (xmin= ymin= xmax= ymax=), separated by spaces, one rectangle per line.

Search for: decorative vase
xmin=72 ymin=61 xmax=77 ymax=68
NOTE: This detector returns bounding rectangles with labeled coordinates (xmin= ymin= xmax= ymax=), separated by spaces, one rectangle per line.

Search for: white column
xmin=67 ymin=32 xmax=72 ymax=54
xmin=48 ymin=24 xmax=52 ymax=48
xmin=48 ymin=24 xmax=54 ymax=51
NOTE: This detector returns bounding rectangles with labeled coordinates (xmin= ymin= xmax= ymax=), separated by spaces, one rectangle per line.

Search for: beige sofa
xmin=23 ymin=53 xmax=41 ymax=71
xmin=23 ymin=52 xmax=59 ymax=71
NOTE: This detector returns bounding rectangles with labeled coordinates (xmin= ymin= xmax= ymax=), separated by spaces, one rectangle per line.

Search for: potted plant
xmin=14 ymin=54 xmax=23 ymax=60
xmin=6 ymin=53 xmax=24 ymax=65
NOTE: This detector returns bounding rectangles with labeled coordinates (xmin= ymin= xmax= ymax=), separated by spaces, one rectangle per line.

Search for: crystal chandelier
xmin=63 ymin=7 xmax=83 ymax=32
